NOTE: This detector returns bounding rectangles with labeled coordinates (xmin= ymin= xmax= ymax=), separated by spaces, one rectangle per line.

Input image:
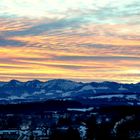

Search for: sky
xmin=0 ymin=0 xmax=140 ymax=83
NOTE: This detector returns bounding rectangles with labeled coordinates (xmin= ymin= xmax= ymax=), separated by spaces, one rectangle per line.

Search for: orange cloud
xmin=0 ymin=18 xmax=140 ymax=83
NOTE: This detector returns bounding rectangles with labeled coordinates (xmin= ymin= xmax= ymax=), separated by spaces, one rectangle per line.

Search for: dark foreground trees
xmin=50 ymin=126 xmax=80 ymax=140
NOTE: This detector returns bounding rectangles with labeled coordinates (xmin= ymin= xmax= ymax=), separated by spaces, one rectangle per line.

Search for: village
xmin=0 ymin=106 xmax=139 ymax=140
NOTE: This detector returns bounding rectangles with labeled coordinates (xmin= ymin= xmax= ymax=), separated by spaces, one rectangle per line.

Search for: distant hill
xmin=0 ymin=79 xmax=140 ymax=106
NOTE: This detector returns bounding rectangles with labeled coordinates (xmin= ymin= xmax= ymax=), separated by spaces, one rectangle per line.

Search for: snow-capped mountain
xmin=42 ymin=79 xmax=82 ymax=91
xmin=0 ymin=79 xmax=140 ymax=105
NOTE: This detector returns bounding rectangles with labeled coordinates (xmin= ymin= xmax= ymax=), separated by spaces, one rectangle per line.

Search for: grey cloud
xmin=79 ymin=43 xmax=115 ymax=48
xmin=83 ymin=2 xmax=140 ymax=24
xmin=120 ymin=74 xmax=140 ymax=77
xmin=0 ymin=37 xmax=26 ymax=47
xmin=54 ymin=55 xmax=140 ymax=61
xmin=2 ymin=17 xmax=86 ymax=37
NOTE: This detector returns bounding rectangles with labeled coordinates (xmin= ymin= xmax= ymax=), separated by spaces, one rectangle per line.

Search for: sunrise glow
xmin=0 ymin=0 xmax=140 ymax=83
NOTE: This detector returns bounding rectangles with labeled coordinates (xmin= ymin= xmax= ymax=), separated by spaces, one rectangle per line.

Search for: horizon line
xmin=0 ymin=78 xmax=139 ymax=84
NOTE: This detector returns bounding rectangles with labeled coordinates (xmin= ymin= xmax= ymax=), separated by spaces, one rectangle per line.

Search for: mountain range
xmin=0 ymin=79 xmax=140 ymax=105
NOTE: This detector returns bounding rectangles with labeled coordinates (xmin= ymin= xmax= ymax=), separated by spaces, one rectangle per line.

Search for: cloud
xmin=2 ymin=17 xmax=85 ymax=37
xmin=54 ymin=55 xmax=140 ymax=61
xmin=0 ymin=0 xmax=139 ymax=24
xmin=0 ymin=0 xmax=140 ymax=83
xmin=0 ymin=37 xmax=26 ymax=47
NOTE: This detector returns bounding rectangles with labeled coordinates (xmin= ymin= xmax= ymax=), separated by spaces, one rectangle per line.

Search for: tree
xmin=67 ymin=126 xmax=81 ymax=140
xmin=86 ymin=116 xmax=96 ymax=140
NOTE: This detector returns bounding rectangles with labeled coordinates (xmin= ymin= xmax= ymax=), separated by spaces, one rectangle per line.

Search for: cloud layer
xmin=0 ymin=0 xmax=140 ymax=83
